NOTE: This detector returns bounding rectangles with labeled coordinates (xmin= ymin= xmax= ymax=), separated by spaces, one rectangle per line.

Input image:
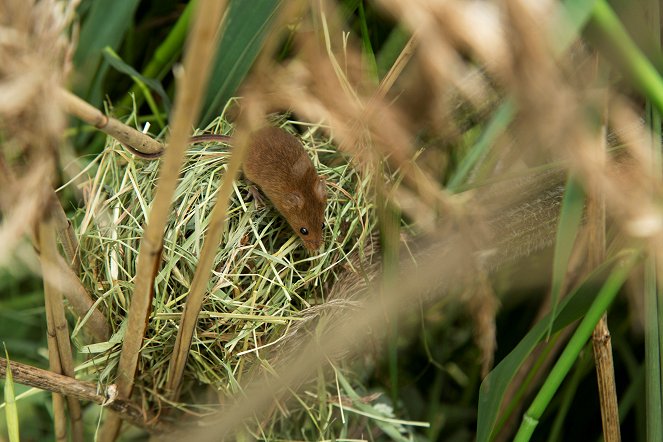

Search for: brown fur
xmin=125 ymin=127 xmax=328 ymax=250
xmin=243 ymin=127 xmax=327 ymax=251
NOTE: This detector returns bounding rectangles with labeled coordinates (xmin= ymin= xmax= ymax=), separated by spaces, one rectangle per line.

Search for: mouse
xmin=122 ymin=127 xmax=327 ymax=251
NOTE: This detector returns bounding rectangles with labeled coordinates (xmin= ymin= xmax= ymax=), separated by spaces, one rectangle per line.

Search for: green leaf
xmin=73 ymin=0 xmax=141 ymax=106
xmin=447 ymin=100 xmax=515 ymax=192
xmin=476 ymin=250 xmax=635 ymax=442
xmin=513 ymin=251 xmax=639 ymax=441
xmin=3 ymin=346 xmax=19 ymax=442
xmin=103 ymin=47 xmax=171 ymax=112
xmin=199 ymin=0 xmax=283 ymax=125
xmin=546 ymin=175 xmax=585 ymax=338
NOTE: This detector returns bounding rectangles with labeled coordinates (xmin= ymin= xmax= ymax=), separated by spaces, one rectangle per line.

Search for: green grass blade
xmin=513 ymin=251 xmax=640 ymax=441
xmin=376 ymin=25 xmax=410 ymax=79
xmin=73 ymin=0 xmax=141 ymax=106
xmin=118 ymin=0 xmax=197 ymax=112
xmin=448 ymin=0 xmax=596 ymax=192
xmin=103 ymin=47 xmax=171 ymax=113
xmin=590 ymin=0 xmax=663 ymax=115
xmin=3 ymin=346 xmax=19 ymax=442
xmin=644 ymin=254 xmax=663 ymax=441
xmin=103 ymin=47 xmax=168 ymax=128
xmin=645 ymin=23 xmax=663 ymax=435
xmin=476 ymin=250 xmax=636 ymax=442
xmin=447 ymin=100 xmax=515 ymax=192
xmin=199 ymin=0 xmax=282 ymax=125
xmin=546 ymin=175 xmax=585 ymax=338
xmin=358 ymin=0 xmax=378 ymax=84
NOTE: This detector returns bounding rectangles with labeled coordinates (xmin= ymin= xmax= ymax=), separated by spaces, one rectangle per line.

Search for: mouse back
xmin=243 ymin=127 xmax=327 ymax=250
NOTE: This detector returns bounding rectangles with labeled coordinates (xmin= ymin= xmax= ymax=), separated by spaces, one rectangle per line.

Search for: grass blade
xmin=476 ymin=250 xmax=635 ymax=442
xmin=589 ymin=0 xmax=663 ymax=115
xmin=199 ymin=0 xmax=282 ymax=125
xmin=513 ymin=251 xmax=640 ymax=441
xmin=2 ymin=347 xmax=19 ymax=442
xmin=546 ymin=175 xmax=585 ymax=338
xmin=73 ymin=0 xmax=141 ymax=106
xmin=103 ymin=47 xmax=171 ymax=117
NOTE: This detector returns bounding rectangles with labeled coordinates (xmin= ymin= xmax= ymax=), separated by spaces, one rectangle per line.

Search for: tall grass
xmin=0 ymin=0 xmax=661 ymax=441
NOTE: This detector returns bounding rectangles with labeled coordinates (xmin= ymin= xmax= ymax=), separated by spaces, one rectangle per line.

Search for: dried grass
xmin=75 ymin=114 xmax=380 ymax=426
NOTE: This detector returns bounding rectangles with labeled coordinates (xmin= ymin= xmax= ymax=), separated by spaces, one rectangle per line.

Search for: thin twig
xmin=165 ymin=101 xmax=254 ymax=399
xmin=589 ymin=93 xmax=621 ymax=442
xmin=39 ymin=217 xmax=69 ymax=442
xmin=99 ymin=1 xmax=228 ymax=440
xmin=39 ymin=212 xmax=85 ymax=442
xmin=58 ymin=88 xmax=165 ymax=156
xmin=0 ymin=357 xmax=169 ymax=433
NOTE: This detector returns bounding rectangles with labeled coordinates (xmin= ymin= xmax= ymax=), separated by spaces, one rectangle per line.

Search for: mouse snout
xmin=303 ymin=237 xmax=322 ymax=251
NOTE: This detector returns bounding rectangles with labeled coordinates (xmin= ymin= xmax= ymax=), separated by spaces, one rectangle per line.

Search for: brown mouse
xmin=123 ymin=127 xmax=327 ymax=251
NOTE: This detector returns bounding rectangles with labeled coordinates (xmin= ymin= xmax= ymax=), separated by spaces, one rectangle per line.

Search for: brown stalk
xmin=51 ymin=195 xmax=81 ymax=271
xmin=48 ymin=253 xmax=110 ymax=343
xmin=39 ymin=216 xmax=70 ymax=442
xmin=99 ymin=1 xmax=227 ymax=440
xmin=57 ymin=88 xmax=165 ymax=157
xmin=589 ymin=101 xmax=621 ymax=441
xmin=165 ymin=101 xmax=255 ymax=400
xmin=168 ymin=212 xmax=510 ymax=441
xmin=39 ymin=211 xmax=84 ymax=442
xmin=1 ymin=158 xmax=106 ymax=341
xmin=0 ymin=357 xmax=170 ymax=433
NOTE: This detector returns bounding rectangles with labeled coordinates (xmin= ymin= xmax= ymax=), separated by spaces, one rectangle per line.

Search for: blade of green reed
xmin=589 ymin=0 xmax=663 ymax=115
xmin=73 ymin=0 xmax=141 ymax=106
xmin=448 ymin=0 xmax=595 ymax=192
xmin=358 ymin=0 xmax=378 ymax=84
xmin=2 ymin=346 xmax=19 ymax=442
xmin=644 ymin=14 xmax=663 ymax=433
xmin=644 ymin=253 xmax=662 ymax=442
xmin=103 ymin=48 xmax=169 ymax=128
xmin=447 ymin=101 xmax=515 ymax=192
xmin=199 ymin=0 xmax=282 ymax=126
xmin=118 ymin=0 xmax=197 ymax=113
xmin=512 ymin=252 xmax=640 ymax=442
xmin=546 ymin=175 xmax=585 ymax=339
xmin=476 ymin=250 xmax=636 ymax=442
xmin=376 ymin=25 xmax=410 ymax=79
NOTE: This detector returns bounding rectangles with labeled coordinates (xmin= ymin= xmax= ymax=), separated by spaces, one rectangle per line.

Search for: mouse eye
xmin=300 ymin=227 xmax=309 ymax=235
xmin=321 ymin=223 xmax=325 ymax=229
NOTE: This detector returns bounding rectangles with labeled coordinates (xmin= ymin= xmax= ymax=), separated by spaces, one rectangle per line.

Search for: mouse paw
xmin=248 ymin=186 xmax=266 ymax=207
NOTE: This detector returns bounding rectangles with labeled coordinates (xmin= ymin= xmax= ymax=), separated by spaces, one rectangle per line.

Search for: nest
xmin=74 ymin=116 xmax=394 ymax=434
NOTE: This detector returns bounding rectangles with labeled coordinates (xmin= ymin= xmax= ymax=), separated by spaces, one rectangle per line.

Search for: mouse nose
xmin=304 ymin=238 xmax=322 ymax=251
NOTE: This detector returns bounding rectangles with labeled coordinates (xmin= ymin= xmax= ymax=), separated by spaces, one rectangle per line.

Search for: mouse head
xmin=280 ymin=175 xmax=327 ymax=251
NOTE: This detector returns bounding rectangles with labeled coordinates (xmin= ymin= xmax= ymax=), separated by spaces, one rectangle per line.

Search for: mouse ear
xmin=315 ymin=177 xmax=326 ymax=200
xmin=283 ymin=192 xmax=304 ymax=210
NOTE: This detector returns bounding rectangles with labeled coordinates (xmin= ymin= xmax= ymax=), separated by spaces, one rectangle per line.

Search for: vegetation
xmin=0 ymin=0 xmax=662 ymax=441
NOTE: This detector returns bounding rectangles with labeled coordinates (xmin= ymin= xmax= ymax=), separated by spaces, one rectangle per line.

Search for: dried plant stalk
xmin=39 ymin=216 xmax=71 ymax=442
xmin=58 ymin=88 xmax=165 ymax=156
xmin=0 ymin=357 xmax=169 ymax=433
xmin=99 ymin=1 xmax=227 ymax=440
xmin=589 ymin=107 xmax=621 ymax=442
xmin=39 ymin=213 xmax=85 ymax=442
xmin=165 ymin=103 xmax=255 ymax=399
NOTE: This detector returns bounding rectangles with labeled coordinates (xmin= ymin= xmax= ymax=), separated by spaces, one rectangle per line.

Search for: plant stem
xmin=590 ymin=0 xmax=663 ymax=115
xmin=513 ymin=252 xmax=639 ymax=442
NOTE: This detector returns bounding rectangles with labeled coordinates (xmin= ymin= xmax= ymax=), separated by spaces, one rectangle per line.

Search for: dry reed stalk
xmin=589 ymin=93 xmax=621 ymax=442
xmin=38 ymin=212 xmax=84 ymax=442
xmin=164 ymin=99 xmax=259 ymax=400
xmin=58 ymin=88 xmax=165 ymax=156
xmin=40 ymin=218 xmax=71 ymax=442
xmin=168 ymin=210 xmax=550 ymax=440
xmin=0 ymin=357 xmax=170 ymax=432
xmin=99 ymin=1 xmax=228 ymax=440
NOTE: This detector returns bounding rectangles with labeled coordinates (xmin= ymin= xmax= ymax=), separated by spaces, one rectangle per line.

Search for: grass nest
xmin=72 ymin=115 xmax=409 ymax=436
